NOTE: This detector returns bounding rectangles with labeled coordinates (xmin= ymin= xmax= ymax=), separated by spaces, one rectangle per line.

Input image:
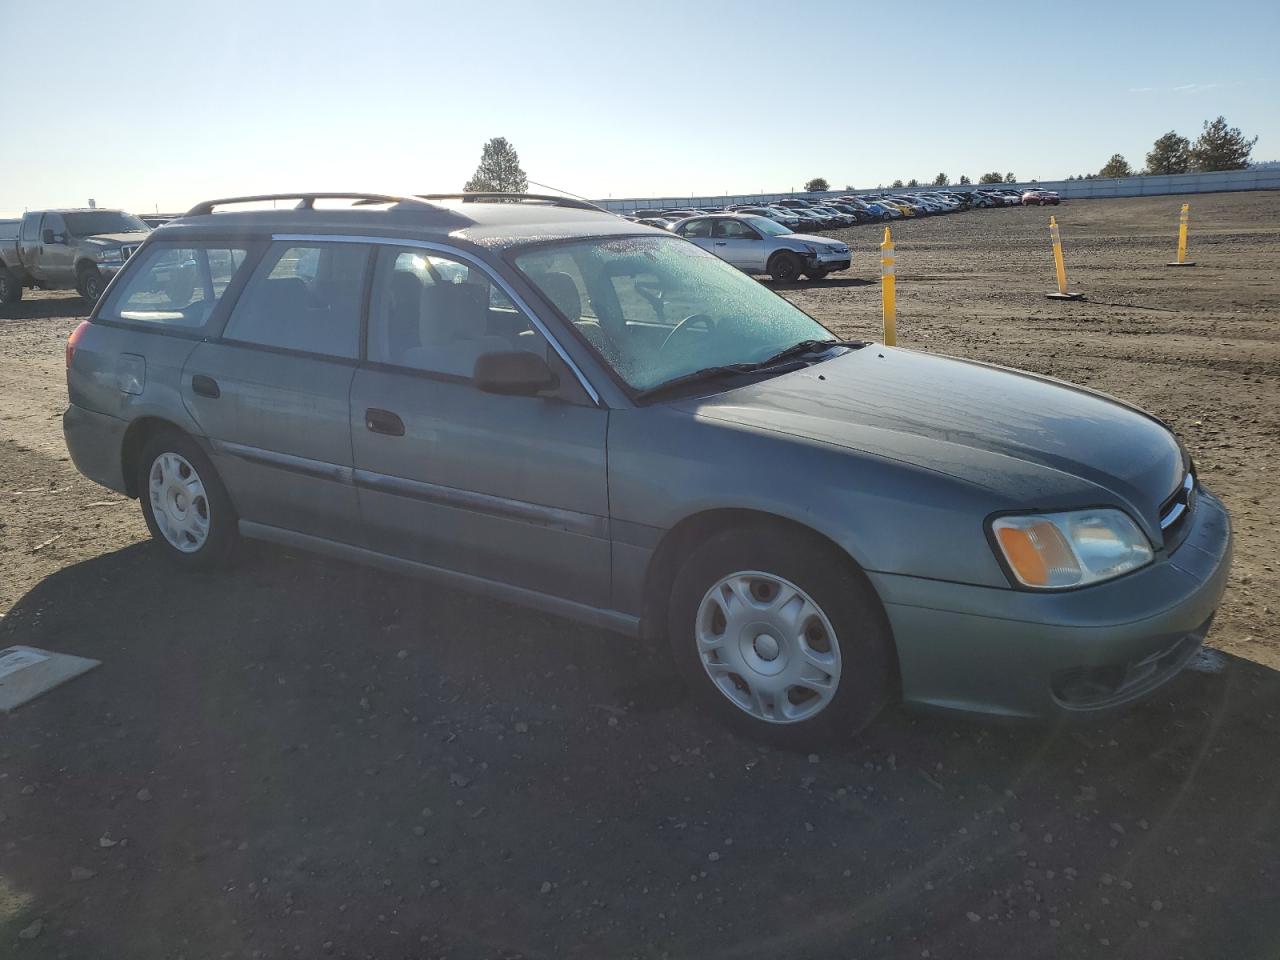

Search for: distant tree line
xmin=1070 ymin=115 xmax=1257 ymax=181
xmin=809 ymin=116 xmax=1257 ymax=193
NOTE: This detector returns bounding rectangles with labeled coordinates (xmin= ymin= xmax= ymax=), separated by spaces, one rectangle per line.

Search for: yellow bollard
xmin=1046 ymin=215 xmax=1086 ymax=301
xmin=880 ymin=227 xmax=897 ymax=345
xmin=1166 ymin=202 xmax=1196 ymax=267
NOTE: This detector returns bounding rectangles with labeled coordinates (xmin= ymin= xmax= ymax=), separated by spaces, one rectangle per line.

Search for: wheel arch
xmin=639 ymin=507 xmax=890 ymax=645
xmin=121 ymin=416 xmax=199 ymax=498
xmin=74 ymin=257 xmax=99 ymax=278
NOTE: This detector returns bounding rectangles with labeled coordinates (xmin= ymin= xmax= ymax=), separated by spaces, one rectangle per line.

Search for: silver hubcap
xmin=695 ymin=571 xmax=842 ymax=724
xmin=148 ymin=452 xmax=210 ymax=553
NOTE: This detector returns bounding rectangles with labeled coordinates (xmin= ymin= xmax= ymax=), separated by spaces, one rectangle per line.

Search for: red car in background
xmin=1022 ymin=189 xmax=1061 ymax=206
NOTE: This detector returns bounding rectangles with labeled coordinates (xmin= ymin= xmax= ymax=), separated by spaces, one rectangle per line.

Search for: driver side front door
xmin=712 ymin=219 xmax=767 ymax=272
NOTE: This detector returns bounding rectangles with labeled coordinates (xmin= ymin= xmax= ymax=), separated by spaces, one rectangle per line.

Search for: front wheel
xmin=667 ymin=525 xmax=895 ymax=746
xmin=77 ymin=267 xmax=105 ymax=303
xmin=768 ymin=252 xmax=803 ymax=283
xmin=138 ymin=430 xmax=239 ymax=569
xmin=804 ymin=268 xmax=829 ymax=281
xmin=0 ymin=269 xmax=22 ymax=303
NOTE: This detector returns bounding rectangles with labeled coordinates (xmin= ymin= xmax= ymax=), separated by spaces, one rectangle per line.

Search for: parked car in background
xmin=734 ymin=206 xmax=802 ymax=229
xmin=672 ymin=212 xmax=850 ymax=281
xmin=62 ymin=190 xmax=1231 ymax=745
xmin=0 ymin=208 xmax=150 ymax=302
xmin=1022 ymin=189 xmax=1061 ymax=206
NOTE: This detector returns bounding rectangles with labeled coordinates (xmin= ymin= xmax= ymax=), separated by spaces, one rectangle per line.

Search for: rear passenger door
xmin=182 ymin=240 xmax=373 ymax=545
xmin=349 ymin=244 xmax=612 ymax=608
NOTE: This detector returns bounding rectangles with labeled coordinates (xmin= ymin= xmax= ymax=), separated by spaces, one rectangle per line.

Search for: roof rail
xmin=183 ymin=192 xmax=436 ymax=217
xmin=417 ymin=192 xmax=609 ymax=213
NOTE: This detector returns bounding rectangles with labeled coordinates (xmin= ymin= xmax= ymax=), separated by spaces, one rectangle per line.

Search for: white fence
xmin=593 ymin=166 xmax=1280 ymax=213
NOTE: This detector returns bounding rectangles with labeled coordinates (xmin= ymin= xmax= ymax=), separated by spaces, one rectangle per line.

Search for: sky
xmin=1 ymin=0 xmax=1277 ymax=216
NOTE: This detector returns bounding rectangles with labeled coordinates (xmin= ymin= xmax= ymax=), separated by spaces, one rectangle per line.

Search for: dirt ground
xmin=1 ymin=191 xmax=1278 ymax=959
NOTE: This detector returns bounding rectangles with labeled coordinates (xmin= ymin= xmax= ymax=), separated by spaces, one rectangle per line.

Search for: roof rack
xmin=183 ymin=192 xmax=436 ymax=217
xmin=417 ymin=192 xmax=608 ymax=213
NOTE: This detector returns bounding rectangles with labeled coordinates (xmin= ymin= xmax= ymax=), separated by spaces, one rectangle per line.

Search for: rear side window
xmin=222 ymin=242 xmax=370 ymax=359
xmin=101 ymin=243 xmax=251 ymax=328
xmin=678 ymin=219 xmax=712 ymax=238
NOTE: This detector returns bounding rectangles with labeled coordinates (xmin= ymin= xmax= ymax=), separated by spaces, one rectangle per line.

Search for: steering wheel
xmin=659 ymin=314 xmax=716 ymax=353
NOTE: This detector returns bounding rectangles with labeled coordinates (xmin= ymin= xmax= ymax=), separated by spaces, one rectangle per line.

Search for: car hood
xmin=676 ymin=346 xmax=1184 ymax=528
xmin=786 ymin=232 xmax=847 ymax=250
xmin=84 ymin=232 xmax=149 ymax=246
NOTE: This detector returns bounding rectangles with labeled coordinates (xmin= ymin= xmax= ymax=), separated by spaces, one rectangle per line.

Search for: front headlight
xmin=990 ymin=508 xmax=1153 ymax=589
xmin=96 ymin=248 xmax=123 ymax=263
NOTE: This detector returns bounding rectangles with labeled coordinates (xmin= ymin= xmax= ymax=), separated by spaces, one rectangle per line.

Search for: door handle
xmin=714 ymin=241 xmax=727 ymax=246
xmin=191 ymin=374 xmax=220 ymax=398
xmin=365 ymin=408 xmax=405 ymax=437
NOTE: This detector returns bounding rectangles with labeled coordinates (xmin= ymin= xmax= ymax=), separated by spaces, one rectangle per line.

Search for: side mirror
xmin=473 ymin=351 xmax=558 ymax=396
xmin=42 ymin=229 xmax=58 ymax=244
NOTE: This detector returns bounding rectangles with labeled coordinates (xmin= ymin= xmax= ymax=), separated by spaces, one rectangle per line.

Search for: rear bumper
xmin=870 ymin=488 xmax=1232 ymax=719
xmin=63 ymin=402 xmax=130 ymax=495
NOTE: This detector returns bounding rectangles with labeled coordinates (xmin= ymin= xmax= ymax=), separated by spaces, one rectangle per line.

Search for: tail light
xmin=66 ymin=320 xmax=90 ymax=371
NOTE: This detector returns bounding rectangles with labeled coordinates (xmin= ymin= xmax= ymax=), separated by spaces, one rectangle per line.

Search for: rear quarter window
xmin=99 ymin=243 xmax=252 ymax=330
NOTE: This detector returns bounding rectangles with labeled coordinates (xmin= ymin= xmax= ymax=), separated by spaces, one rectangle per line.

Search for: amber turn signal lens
xmin=995 ymin=525 xmax=1049 ymax=586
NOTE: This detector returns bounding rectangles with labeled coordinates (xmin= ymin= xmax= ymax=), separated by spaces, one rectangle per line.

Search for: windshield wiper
xmin=634 ymin=340 xmax=864 ymax=403
xmin=756 ymin=338 xmax=860 ymax=368
xmin=632 ymin=362 xmax=775 ymax=402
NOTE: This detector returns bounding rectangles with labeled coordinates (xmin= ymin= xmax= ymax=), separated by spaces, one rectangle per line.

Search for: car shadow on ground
xmin=0 ymin=296 xmax=88 ymax=322
xmin=763 ymin=277 xmax=877 ymax=291
xmin=1 ymin=541 xmax=1277 ymax=959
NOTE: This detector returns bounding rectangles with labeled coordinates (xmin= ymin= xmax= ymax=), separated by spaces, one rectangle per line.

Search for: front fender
xmin=607 ymin=405 xmax=1011 ymax=590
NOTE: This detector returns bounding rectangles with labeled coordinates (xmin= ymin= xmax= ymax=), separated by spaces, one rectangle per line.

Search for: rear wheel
xmin=0 ymin=268 xmax=22 ymax=303
xmin=138 ymin=430 xmax=239 ymax=570
xmin=77 ymin=266 xmax=105 ymax=303
xmin=769 ymin=252 xmax=802 ymax=283
xmin=667 ymin=524 xmax=895 ymax=746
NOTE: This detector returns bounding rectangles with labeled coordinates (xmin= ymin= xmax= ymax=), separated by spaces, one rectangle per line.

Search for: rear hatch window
xmin=99 ymin=243 xmax=252 ymax=330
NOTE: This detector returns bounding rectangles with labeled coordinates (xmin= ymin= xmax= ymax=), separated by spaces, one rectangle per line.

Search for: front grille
xmin=1158 ymin=469 xmax=1196 ymax=548
xmin=120 ymin=244 xmax=139 ymax=260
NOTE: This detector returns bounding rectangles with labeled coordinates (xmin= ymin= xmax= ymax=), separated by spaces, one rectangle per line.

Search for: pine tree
xmin=1190 ymin=116 xmax=1257 ymax=171
xmin=1099 ymin=154 xmax=1133 ymax=178
xmin=1145 ymin=131 xmax=1192 ymax=175
xmin=463 ymin=137 xmax=529 ymax=193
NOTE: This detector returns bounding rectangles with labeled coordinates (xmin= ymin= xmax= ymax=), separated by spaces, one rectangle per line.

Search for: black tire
xmin=0 ymin=268 xmax=22 ymax=303
xmin=137 ymin=429 xmax=239 ymax=570
xmin=667 ymin=523 xmax=895 ymax=746
xmin=768 ymin=252 xmax=803 ymax=283
xmin=804 ymin=268 xmax=829 ymax=281
xmin=77 ymin=266 xmax=105 ymax=303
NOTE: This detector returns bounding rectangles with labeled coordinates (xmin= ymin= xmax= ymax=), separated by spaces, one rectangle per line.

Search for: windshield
xmin=513 ymin=236 xmax=832 ymax=394
xmin=63 ymin=211 xmax=149 ymax=235
xmin=746 ymin=215 xmax=792 ymax=236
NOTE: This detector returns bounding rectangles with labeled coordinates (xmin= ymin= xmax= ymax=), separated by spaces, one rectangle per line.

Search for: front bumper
xmin=806 ymin=252 xmax=851 ymax=272
xmin=64 ymin=402 xmax=130 ymax=495
xmin=94 ymin=259 xmax=127 ymax=276
xmin=870 ymin=488 xmax=1232 ymax=718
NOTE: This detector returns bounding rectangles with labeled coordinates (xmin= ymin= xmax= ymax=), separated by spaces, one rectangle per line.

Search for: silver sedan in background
xmin=672 ymin=213 xmax=851 ymax=281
